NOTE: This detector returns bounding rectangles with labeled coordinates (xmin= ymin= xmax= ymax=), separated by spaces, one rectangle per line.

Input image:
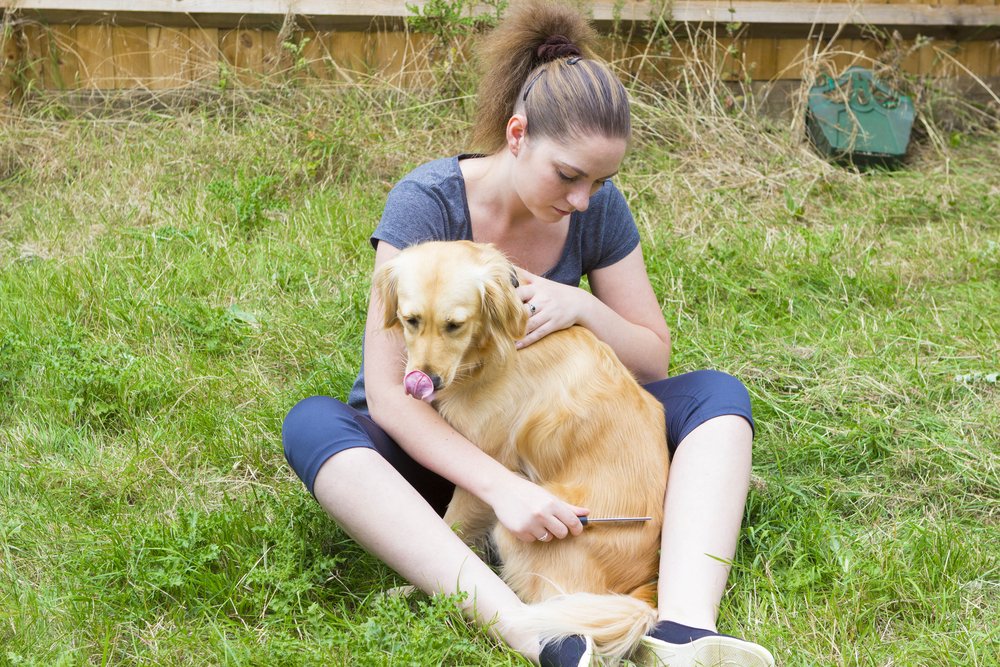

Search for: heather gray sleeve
xmin=572 ymin=180 xmax=641 ymax=277
xmin=592 ymin=181 xmax=641 ymax=270
xmin=370 ymin=179 xmax=450 ymax=251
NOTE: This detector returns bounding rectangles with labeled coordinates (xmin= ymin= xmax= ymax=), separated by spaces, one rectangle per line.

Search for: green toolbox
xmin=806 ymin=67 xmax=915 ymax=168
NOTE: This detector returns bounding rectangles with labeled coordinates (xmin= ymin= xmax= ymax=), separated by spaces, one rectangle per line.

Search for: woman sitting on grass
xmin=283 ymin=1 xmax=774 ymax=665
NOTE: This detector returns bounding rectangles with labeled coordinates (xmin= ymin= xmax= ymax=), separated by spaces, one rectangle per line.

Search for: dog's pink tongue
xmin=404 ymin=370 xmax=437 ymax=403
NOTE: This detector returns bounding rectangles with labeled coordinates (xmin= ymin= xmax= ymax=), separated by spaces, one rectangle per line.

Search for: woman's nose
xmin=567 ymin=185 xmax=590 ymax=212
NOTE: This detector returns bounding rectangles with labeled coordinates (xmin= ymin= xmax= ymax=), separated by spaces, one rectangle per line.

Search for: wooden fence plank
xmin=776 ymin=38 xmax=811 ymax=78
xmin=714 ymin=37 xmax=739 ymax=81
xmin=620 ymin=38 xmax=648 ymax=80
xmin=260 ymin=28 xmax=278 ymax=76
xmin=402 ymin=32 xmax=437 ymax=88
xmin=186 ymin=27 xmax=219 ymax=86
xmin=298 ymin=30 xmax=328 ymax=80
xmin=954 ymin=40 xmax=992 ymax=76
xmin=19 ymin=24 xmax=45 ymax=88
xmin=221 ymin=29 xmax=263 ymax=85
xmin=299 ymin=30 xmax=347 ymax=82
xmin=77 ymin=24 xmax=115 ymax=89
xmin=850 ymin=38 xmax=883 ymax=68
xmin=743 ymin=37 xmax=778 ymax=81
xmin=896 ymin=40 xmax=916 ymax=74
xmin=369 ymin=30 xmax=410 ymax=81
xmin=825 ymin=38 xmax=855 ymax=75
xmin=261 ymin=29 xmax=295 ymax=77
xmin=1 ymin=24 xmax=19 ymax=106
xmin=148 ymin=26 xmax=187 ymax=89
xmin=324 ymin=31 xmax=370 ymax=79
xmin=919 ymin=39 xmax=958 ymax=75
xmin=48 ymin=25 xmax=80 ymax=89
xmin=112 ymin=26 xmax=150 ymax=88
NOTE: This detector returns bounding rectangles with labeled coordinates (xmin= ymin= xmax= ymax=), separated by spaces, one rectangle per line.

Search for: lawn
xmin=1 ymin=77 xmax=998 ymax=666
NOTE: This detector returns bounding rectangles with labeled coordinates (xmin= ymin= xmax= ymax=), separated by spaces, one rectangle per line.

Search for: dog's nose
xmin=429 ymin=375 xmax=443 ymax=390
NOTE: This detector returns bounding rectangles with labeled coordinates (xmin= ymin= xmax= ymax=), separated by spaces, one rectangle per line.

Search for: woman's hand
xmin=488 ymin=475 xmax=589 ymax=542
xmin=515 ymin=270 xmax=593 ymax=349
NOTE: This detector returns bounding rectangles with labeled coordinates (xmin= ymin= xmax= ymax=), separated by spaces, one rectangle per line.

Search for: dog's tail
xmin=507 ymin=591 xmax=658 ymax=659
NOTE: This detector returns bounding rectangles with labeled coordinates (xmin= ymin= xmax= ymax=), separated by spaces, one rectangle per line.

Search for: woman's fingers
xmin=494 ymin=478 xmax=588 ymax=541
xmin=538 ymin=504 xmax=590 ymax=541
xmin=557 ymin=504 xmax=588 ymax=537
xmin=518 ymin=269 xmax=540 ymax=284
xmin=517 ymin=321 xmax=547 ymax=349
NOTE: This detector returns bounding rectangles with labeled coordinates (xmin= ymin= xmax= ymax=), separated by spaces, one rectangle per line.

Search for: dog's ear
xmin=372 ymin=260 xmax=400 ymax=330
xmin=482 ymin=259 xmax=528 ymax=343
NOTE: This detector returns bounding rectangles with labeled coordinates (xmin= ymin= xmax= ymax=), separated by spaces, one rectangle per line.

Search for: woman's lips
xmin=554 ymin=207 xmax=571 ymax=216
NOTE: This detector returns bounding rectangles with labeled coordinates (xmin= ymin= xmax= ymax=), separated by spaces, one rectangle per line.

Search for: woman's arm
xmin=364 ymin=241 xmax=588 ymax=541
xmin=516 ymin=244 xmax=671 ymax=384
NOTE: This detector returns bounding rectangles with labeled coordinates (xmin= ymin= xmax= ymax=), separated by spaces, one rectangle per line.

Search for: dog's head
xmin=374 ymin=241 xmax=527 ymax=399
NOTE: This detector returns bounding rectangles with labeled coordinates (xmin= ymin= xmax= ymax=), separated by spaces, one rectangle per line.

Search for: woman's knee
xmin=646 ymin=370 xmax=755 ymax=452
xmin=282 ymin=395 xmax=370 ymax=494
xmin=283 ymin=395 xmax=341 ymax=455
xmin=687 ymin=369 xmax=752 ymax=415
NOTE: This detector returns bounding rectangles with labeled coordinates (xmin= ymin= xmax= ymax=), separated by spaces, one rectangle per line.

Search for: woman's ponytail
xmin=471 ymin=0 xmax=629 ymax=153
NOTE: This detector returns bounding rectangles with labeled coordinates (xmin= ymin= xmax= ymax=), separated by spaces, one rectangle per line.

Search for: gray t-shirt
xmin=347 ymin=154 xmax=641 ymax=414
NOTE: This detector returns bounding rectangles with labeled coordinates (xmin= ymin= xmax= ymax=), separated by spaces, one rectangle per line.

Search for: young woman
xmin=283 ymin=2 xmax=775 ymax=665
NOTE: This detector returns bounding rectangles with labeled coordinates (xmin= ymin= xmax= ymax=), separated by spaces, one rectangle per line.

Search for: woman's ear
xmin=506 ymin=114 xmax=527 ymax=156
xmin=373 ymin=261 xmax=400 ymax=330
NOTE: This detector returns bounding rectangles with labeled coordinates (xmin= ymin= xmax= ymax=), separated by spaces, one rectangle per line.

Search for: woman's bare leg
xmin=656 ymin=415 xmax=753 ymax=631
xmin=311 ymin=447 xmax=540 ymax=662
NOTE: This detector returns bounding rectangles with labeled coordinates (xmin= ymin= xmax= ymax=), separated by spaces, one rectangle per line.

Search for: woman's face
xmin=512 ymin=131 xmax=627 ymax=223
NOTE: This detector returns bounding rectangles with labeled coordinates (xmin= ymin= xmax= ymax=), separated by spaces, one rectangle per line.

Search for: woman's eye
xmin=558 ymin=171 xmax=575 ymax=182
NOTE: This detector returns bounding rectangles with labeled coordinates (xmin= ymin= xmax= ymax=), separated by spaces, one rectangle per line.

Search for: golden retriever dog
xmin=374 ymin=240 xmax=669 ymax=659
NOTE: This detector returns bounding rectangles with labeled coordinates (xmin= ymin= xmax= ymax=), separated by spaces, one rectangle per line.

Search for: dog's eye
xmin=404 ymin=317 xmax=419 ymax=328
xmin=446 ymin=321 xmax=462 ymax=332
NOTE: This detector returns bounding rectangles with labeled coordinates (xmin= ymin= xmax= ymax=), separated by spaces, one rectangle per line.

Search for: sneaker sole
xmin=580 ymin=635 xmax=595 ymax=667
xmin=632 ymin=634 xmax=775 ymax=667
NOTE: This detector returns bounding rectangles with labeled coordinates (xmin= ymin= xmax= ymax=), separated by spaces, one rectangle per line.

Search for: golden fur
xmin=375 ymin=240 xmax=669 ymax=658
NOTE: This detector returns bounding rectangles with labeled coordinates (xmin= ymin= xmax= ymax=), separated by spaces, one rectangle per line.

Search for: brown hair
xmin=471 ymin=0 xmax=631 ymax=153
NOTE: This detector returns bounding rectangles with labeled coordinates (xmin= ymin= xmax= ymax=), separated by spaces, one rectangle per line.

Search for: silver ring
xmin=540 ymin=531 xmax=549 ymax=541
xmin=529 ymin=303 xmax=536 ymax=314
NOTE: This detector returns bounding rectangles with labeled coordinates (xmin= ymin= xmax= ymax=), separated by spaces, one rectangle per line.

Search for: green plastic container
xmin=806 ymin=67 xmax=915 ymax=168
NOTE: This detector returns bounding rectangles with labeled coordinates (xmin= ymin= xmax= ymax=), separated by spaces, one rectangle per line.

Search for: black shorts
xmin=282 ymin=370 xmax=754 ymax=516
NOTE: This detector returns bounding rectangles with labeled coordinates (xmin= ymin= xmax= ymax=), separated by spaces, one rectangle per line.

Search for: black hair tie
xmin=536 ymin=34 xmax=583 ymax=63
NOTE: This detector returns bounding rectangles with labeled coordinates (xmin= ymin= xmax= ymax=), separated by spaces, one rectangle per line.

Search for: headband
xmin=524 ymin=36 xmax=584 ymax=101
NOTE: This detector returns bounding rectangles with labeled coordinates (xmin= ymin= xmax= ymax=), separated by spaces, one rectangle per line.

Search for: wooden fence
xmin=2 ymin=1 xmax=999 ymax=107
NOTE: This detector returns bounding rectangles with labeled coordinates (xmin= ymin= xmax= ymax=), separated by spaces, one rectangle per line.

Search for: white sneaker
xmin=632 ymin=633 xmax=775 ymax=667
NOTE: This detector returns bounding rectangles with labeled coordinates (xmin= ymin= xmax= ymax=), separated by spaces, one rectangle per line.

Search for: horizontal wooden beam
xmin=5 ymin=1 xmax=1000 ymax=37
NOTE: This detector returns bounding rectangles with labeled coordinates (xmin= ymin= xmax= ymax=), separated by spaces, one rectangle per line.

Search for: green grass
xmin=1 ymin=80 xmax=998 ymax=666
